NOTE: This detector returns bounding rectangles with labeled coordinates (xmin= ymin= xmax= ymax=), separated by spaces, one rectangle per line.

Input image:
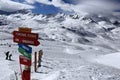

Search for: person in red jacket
xmin=22 ymin=66 xmax=31 ymax=80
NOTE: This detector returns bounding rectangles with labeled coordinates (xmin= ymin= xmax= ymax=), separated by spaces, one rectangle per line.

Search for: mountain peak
xmin=0 ymin=9 xmax=32 ymax=15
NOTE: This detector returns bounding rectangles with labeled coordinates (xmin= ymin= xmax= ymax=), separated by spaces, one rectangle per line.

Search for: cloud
xmin=25 ymin=0 xmax=74 ymax=12
xmin=0 ymin=0 xmax=34 ymax=12
xmin=25 ymin=0 xmax=120 ymax=14
xmin=25 ymin=0 xmax=36 ymax=4
xmin=25 ymin=0 xmax=50 ymax=4
xmin=76 ymin=0 xmax=120 ymax=13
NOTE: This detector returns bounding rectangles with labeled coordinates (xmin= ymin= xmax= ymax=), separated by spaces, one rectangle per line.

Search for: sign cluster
xmin=13 ymin=27 xmax=40 ymax=80
xmin=13 ymin=31 xmax=40 ymax=46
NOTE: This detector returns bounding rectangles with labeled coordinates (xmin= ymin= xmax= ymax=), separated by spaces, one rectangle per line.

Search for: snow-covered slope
xmin=0 ymin=12 xmax=120 ymax=51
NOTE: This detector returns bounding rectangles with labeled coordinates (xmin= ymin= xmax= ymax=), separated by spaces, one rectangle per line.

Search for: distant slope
xmin=0 ymin=12 xmax=120 ymax=51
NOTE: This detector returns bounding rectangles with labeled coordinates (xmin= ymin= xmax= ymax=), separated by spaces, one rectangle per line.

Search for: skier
xmin=9 ymin=54 xmax=12 ymax=60
xmin=5 ymin=51 xmax=10 ymax=60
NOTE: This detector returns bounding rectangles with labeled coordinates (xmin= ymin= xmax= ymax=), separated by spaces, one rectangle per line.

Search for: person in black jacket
xmin=9 ymin=54 xmax=12 ymax=60
xmin=5 ymin=51 xmax=10 ymax=60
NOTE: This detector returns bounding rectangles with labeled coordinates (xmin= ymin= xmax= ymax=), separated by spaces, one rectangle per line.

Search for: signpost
xmin=14 ymin=37 xmax=40 ymax=46
xmin=13 ymin=31 xmax=39 ymax=40
xmin=19 ymin=55 xmax=31 ymax=66
xmin=18 ymin=48 xmax=31 ymax=59
xmin=19 ymin=27 xmax=31 ymax=33
xmin=18 ymin=43 xmax=32 ymax=53
xmin=13 ymin=27 xmax=40 ymax=80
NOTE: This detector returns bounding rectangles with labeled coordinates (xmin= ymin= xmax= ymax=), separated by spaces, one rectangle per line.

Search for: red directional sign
xmin=13 ymin=31 xmax=39 ymax=40
xmin=19 ymin=55 xmax=31 ymax=66
xmin=13 ymin=37 xmax=40 ymax=46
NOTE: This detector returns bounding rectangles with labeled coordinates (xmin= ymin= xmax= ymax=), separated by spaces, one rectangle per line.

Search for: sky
xmin=0 ymin=0 xmax=120 ymax=14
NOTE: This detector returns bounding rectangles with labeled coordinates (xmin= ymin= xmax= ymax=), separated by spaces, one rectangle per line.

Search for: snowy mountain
xmin=0 ymin=9 xmax=31 ymax=15
xmin=1 ymin=11 xmax=120 ymax=80
xmin=0 ymin=12 xmax=120 ymax=50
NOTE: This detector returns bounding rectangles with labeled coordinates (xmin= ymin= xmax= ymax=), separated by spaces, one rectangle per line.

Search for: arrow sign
xmin=18 ymin=44 xmax=32 ymax=53
xmin=19 ymin=55 xmax=31 ymax=66
xmin=18 ymin=48 xmax=31 ymax=59
xmin=13 ymin=31 xmax=39 ymax=40
xmin=13 ymin=37 xmax=40 ymax=46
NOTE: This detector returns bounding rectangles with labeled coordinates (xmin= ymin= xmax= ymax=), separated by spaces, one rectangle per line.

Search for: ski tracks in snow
xmin=33 ymin=56 xmax=120 ymax=80
xmin=1 ymin=40 xmax=120 ymax=80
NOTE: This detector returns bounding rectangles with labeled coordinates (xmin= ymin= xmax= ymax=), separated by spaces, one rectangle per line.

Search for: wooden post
xmin=38 ymin=51 xmax=40 ymax=67
xmin=34 ymin=52 xmax=37 ymax=72
xmin=38 ymin=50 xmax=43 ymax=67
xmin=19 ymin=62 xmax=23 ymax=78
xmin=14 ymin=71 xmax=18 ymax=80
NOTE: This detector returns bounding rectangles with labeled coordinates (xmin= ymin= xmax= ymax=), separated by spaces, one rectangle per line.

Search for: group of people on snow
xmin=5 ymin=51 xmax=12 ymax=60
